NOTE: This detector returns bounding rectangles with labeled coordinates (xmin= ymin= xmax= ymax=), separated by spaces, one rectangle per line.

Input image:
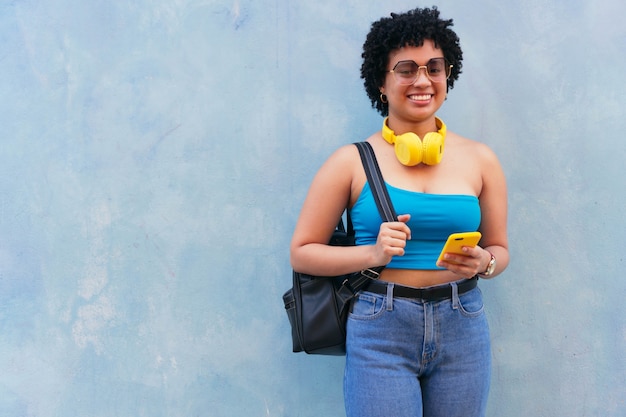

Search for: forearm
xmin=290 ymin=243 xmax=379 ymax=277
xmin=478 ymin=245 xmax=509 ymax=279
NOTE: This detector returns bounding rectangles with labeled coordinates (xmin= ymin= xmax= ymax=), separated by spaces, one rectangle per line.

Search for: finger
xmin=379 ymin=233 xmax=407 ymax=249
xmin=385 ymin=228 xmax=411 ymax=243
xmin=397 ymin=214 xmax=411 ymax=223
xmin=380 ymin=223 xmax=410 ymax=238
xmin=395 ymin=214 xmax=411 ymax=239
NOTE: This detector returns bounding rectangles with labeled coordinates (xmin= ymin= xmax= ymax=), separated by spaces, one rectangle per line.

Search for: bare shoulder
xmin=307 ymin=142 xmax=366 ymax=197
xmin=317 ymin=142 xmax=363 ymax=178
xmin=447 ymin=131 xmax=502 ymax=168
xmin=328 ymin=142 xmax=362 ymax=163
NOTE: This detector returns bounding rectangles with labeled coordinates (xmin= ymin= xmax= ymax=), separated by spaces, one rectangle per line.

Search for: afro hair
xmin=360 ymin=6 xmax=463 ymax=116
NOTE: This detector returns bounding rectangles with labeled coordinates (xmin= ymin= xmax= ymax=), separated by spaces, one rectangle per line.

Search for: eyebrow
xmin=395 ymin=57 xmax=445 ymax=64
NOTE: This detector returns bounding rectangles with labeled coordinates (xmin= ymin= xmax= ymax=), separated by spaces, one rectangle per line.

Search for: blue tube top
xmin=350 ymin=182 xmax=481 ymax=270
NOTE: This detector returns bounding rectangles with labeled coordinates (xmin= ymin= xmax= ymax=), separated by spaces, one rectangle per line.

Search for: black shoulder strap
xmin=354 ymin=142 xmax=397 ymax=222
xmin=338 ymin=141 xmax=397 ymax=282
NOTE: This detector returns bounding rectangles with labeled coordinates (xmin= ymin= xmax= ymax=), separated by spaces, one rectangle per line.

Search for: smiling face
xmin=380 ymin=40 xmax=448 ymax=131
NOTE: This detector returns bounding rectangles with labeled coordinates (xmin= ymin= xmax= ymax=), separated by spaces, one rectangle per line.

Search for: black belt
xmin=364 ymin=276 xmax=478 ymax=301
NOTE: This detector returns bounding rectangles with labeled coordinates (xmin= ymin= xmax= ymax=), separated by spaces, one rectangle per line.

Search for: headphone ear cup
xmin=394 ymin=132 xmax=423 ymax=166
xmin=421 ymin=132 xmax=445 ymax=165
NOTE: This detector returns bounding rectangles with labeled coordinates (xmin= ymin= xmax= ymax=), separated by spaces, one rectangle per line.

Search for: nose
xmin=413 ymin=66 xmax=431 ymax=85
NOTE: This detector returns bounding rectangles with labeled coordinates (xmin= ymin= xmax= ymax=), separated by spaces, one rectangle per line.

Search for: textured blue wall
xmin=1 ymin=1 xmax=625 ymax=416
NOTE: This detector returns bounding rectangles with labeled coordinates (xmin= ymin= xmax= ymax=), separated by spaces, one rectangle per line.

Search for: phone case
xmin=437 ymin=231 xmax=482 ymax=264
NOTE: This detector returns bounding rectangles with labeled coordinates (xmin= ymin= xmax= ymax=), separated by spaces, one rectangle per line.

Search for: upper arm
xmin=290 ymin=144 xmax=360 ymax=250
xmin=477 ymin=145 xmax=508 ymax=251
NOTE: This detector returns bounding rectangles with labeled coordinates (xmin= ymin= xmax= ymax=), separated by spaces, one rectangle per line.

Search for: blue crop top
xmin=350 ymin=182 xmax=481 ymax=270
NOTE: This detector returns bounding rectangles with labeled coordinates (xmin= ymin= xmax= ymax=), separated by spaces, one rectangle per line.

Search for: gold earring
xmin=380 ymin=93 xmax=388 ymax=104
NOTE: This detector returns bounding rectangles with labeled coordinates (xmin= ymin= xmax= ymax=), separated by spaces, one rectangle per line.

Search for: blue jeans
xmin=344 ymin=281 xmax=491 ymax=417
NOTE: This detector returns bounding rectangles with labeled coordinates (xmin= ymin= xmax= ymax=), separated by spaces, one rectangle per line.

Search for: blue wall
xmin=1 ymin=1 xmax=625 ymax=416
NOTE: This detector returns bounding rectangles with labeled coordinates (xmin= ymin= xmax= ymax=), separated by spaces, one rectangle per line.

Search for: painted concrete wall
xmin=1 ymin=0 xmax=624 ymax=416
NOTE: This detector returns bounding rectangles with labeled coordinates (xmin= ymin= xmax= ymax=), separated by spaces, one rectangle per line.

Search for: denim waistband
xmin=363 ymin=276 xmax=478 ymax=301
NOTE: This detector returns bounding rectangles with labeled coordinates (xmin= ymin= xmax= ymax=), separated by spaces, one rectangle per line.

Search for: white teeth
xmin=409 ymin=94 xmax=432 ymax=101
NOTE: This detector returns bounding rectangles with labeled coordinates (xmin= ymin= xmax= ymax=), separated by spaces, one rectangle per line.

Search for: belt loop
xmin=386 ymin=283 xmax=394 ymax=311
xmin=451 ymin=282 xmax=459 ymax=310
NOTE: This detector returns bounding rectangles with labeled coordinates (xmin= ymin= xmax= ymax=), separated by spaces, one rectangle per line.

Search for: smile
xmin=408 ymin=94 xmax=433 ymax=101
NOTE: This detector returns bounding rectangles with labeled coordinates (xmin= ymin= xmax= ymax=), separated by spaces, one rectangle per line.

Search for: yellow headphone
xmin=381 ymin=117 xmax=447 ymax=166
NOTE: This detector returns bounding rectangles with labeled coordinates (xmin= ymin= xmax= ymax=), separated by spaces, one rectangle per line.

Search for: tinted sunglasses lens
xmin=427 ymin=59 xmax=447 ymax=81
xmin=394 ymin=62 xmax=418 ymax=83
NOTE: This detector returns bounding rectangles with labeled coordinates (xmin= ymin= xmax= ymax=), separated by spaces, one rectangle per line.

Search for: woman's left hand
xmin=436 ymin=246 xmax=489 ymax=278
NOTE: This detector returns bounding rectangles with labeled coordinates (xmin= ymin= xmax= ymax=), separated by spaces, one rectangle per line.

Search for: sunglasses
xmin=388 ymin=58 xmax=453 ymax=84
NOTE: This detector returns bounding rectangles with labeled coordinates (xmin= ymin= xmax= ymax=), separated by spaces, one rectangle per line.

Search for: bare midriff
xmin=379 ymin=268 xmax=471 ymax=288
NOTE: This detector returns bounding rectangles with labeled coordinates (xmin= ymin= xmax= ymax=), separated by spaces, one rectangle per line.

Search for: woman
xmin=290 ymin=7 xmax=508 ymax=417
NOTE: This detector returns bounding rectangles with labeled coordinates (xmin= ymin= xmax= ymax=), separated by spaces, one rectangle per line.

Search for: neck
xmin=382 ymin=117 xmax=446 ymax=142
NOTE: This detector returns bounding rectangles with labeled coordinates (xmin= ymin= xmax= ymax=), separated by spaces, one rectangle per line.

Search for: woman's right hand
xmin=372 ymin=214 xmax=411 ymax=265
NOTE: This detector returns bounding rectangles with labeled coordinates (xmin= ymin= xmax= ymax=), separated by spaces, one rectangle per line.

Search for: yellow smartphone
xmin=437 ymin=232 xmax=482 ymax=265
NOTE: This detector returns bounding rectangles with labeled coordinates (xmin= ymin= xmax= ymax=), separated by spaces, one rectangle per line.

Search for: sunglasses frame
xmin=388 ymin=58 xmax=453 ymax=84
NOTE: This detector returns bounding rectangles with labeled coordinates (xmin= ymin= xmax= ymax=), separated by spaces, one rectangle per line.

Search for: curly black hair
xmin=361 ymin=6 xmax=463 ymax=116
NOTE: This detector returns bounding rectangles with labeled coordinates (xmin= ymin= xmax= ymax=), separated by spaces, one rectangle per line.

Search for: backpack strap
xmin=354 ymin=142 xmax=397 ymax=223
